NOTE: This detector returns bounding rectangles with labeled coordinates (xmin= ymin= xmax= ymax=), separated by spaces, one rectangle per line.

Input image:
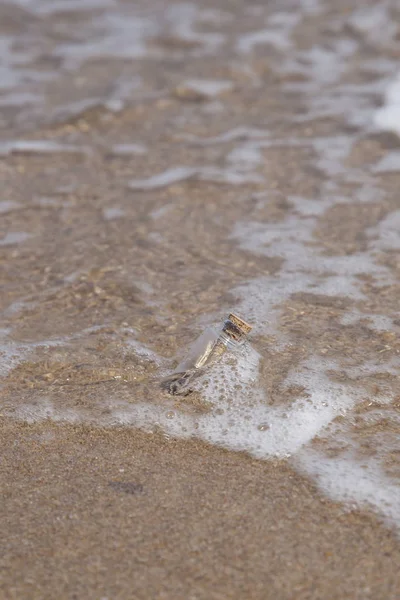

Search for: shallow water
xmin=1 ymin=0 xmax=400 ymax=532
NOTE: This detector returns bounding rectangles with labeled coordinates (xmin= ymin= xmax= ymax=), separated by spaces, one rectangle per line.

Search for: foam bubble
xmin=374 ymin=72 xmax=400 ymax=136
xmin=236 ymin=12 xmax=299 ymax=54
xmin=296 ymin=405 xmax=400 ymax=528
xmin=367 ymin=210 xmax=400 ymax=251
xmin=297 ymin=450 xmax=400 ymax=526
xmin=109 ymin=143 xmax=147 ymax=156
xmin=102 ymin=207 xmax=125 ymax=221
xmin=180 ymin=127 xmax=270 ymax=145
xmin=0 ymin=140 xmax=91 ymax=157
xmin=0 ymin=232 xmax=32 ymax=246
xmin=175 ymin=79 xmax=233 ymax=99
xmin=373 ymin=152 xmax=400 ymax=173
xmin=0 ymin=201 xmax=20 ymax=215
xmin=128 ymin=164 xmax=263 ymax=191
xmin=128 ymin=167 xmax=198 ymax=190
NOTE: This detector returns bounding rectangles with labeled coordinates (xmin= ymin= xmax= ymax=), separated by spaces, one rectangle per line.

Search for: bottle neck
xmin=219 ymin=319 xmax=246 ymax=347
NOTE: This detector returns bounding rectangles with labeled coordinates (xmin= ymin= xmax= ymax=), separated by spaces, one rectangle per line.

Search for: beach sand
xmin=1 ymin=420 xmax=400 ymax=600
xmin=1 ymin=0 xmax=400 ymax=597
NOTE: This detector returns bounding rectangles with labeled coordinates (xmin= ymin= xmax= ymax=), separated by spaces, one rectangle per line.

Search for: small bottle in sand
xmin=162 ymin=313 xmax=252 ymax=395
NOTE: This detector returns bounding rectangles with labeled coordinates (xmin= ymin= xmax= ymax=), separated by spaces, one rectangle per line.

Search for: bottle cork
xmin=221 ymin=313 xmax=252 ymax=343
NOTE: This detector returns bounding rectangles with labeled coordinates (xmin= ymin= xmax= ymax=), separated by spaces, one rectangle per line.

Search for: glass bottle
xmin=162 ymin=313 xmax=252 ymax=395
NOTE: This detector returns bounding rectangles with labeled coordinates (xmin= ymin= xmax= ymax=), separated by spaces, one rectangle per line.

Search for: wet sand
xmin=1 ymin=0 xmax=400 ymax=597
xmin=1 ymin=420 xmax=400 ymax=600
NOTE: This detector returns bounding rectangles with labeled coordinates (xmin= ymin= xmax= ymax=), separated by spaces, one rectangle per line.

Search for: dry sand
xmin=1 ymin=420 xmax=400 ymax=600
